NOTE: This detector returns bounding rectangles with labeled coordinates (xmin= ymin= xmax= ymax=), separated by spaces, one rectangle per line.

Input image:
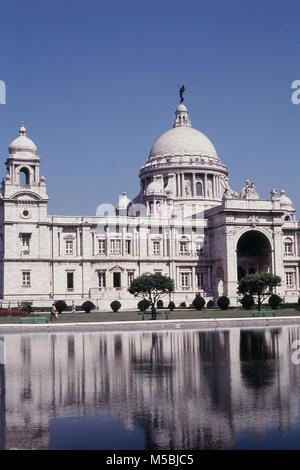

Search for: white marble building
xmin=0 ymin=100 xmax=298 ymax=309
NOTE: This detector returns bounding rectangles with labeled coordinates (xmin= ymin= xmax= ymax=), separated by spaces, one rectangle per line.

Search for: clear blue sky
xmin=0 ymin=0 xmax=299 ymax=215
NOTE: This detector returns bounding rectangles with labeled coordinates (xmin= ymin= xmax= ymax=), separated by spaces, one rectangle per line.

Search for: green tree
xmin=238 ymin=273 xmax=281 ymax=311
xmin=128 ymin=273 xmax=174 ymax=318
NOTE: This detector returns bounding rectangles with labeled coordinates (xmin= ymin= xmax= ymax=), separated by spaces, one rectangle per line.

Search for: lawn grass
xmin=0 ymin=308 xmax=299 ymax=324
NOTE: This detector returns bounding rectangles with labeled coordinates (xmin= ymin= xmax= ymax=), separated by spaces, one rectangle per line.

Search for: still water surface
xmin=1 ymin=325 xmax=300 ymax=450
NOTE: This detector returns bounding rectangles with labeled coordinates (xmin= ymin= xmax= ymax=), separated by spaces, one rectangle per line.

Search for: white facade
xmin=0 ymin=102 xmax=298 ymax=309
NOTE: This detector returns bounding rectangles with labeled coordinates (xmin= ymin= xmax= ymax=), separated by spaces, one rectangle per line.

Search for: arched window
xmin=196 ymin=182 xmax=203 ymax=196
xmin=179 ymin=237 xmax=189 ymax=256
xmin=19 ymin=167 xmax=30 ymax=185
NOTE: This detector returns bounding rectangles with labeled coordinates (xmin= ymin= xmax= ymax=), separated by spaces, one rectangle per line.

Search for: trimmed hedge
xmin=217 ymin=296 xmax=230 ymax=310
xmin=268 ymin=294 xmax=282 ymax=309
xmin=240 ymin=295 xmax=255 ymax=310
xmin=55 ymin=300 xmax=68 ymax=313
xmin=110 ymin=300 xmax=121 ymax=312
xmin=192 ymin=295 xmax=205 ymax=310
xmin=157 ymin=300 xmax=164 ymax=309
xmin=207 ymin=300 xmax=215 ymax=308
xmin=81 ymin=301 xmax=96 ymax=313
xmin=168 ymin=301 xmax=175 ymax=311
xmin=138 ymin=299 xmax=150 ymax=312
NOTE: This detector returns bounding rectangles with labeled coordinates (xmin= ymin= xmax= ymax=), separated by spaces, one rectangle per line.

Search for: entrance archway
xmin=236 ymin=230 xmax=272 ymax=281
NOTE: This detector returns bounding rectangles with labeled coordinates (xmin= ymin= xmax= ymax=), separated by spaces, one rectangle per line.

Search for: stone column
xmin=192 ymin=172 xmax=196 ymax=196
xmin=224 ymin=228 xmax=239 ymax=302
xmin=207 ymin=266 xmax=212 ymax=291
xmin=204 ymin=173 xmax=208 ymax=198
xmin=273 ymin=228 xmax=285 ymax=296
xmin=192 ymin=266 xmax=195 ymax=291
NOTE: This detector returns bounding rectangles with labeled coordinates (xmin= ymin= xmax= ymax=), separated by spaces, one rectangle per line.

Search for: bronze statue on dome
xmin=178 ymin=84 xmax=185 ymax=104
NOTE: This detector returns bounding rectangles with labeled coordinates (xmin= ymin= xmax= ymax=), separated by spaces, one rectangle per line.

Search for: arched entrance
xmin=236 ymin=230 xmax=272 ymax=281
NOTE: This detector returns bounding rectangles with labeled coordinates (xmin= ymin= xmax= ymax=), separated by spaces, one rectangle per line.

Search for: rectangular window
xmin=67 ymin=272 xmax=74 ymax=290
xmin=196 ymin=272 xmax=205 ymax=288
xmin=113 ymin=272 xmax=121 ymax=288
xmin=110 ymin=239 xmax=121 ymax=254
xmin=284 ymin=243 xmax=293 ymax=255
xmin=127 ymin=271 xmax=134 ymax=286
xmin=98 ymin=271 xmax=106 ymax=288
xmin=180 ymin=272 xmax=190 ymax=288
xmin=125 ymin=240 xmax=131 ymax=255
xmin=65 ymin=240 xmax=73 ymax=255
xmin=98 ymin=239 xmax=106 ymax=254
xmin=21 ymin=234 xmax=30 ymax=251
xmin=22 ymin=271 xmax=30 ymax=287
xmin=285 ymin=272 xmax=294 ymax=288
xmin=153 ymin=241 xmax=160 ymax=255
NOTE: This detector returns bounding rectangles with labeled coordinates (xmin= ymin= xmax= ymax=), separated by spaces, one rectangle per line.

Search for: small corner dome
xmin=280 ymin=189 xmax=294 ymax=209
xmin=176 ymin=103 xmax=188 ymax=112
xmin=8 ymin=123 xmax=38 ymax=157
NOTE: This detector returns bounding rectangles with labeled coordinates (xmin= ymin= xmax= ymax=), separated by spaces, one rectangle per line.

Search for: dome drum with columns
xmin=0 ymin=93 xmax=299 ymax=309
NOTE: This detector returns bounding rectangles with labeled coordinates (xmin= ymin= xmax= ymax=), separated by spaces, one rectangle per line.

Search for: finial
xmin=19 ymin=121 xmax=26 ymax=136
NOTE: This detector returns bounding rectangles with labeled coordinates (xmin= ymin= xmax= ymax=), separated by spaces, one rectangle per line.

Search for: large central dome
xmin=148 ymin=102 xmax=217 ymax=161
xmin=149 ymin=125 xmax=217 ymax=160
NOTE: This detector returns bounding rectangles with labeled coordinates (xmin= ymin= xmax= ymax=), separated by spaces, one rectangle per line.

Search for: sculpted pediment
xmin=10 ymin=192 xmax=42 ymax=201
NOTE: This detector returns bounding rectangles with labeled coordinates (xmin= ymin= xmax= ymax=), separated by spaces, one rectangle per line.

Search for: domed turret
xmin=280 ymin=189 xmax=294 ymax=210
xmin=8 ymin=122 xmax=38 ymax=159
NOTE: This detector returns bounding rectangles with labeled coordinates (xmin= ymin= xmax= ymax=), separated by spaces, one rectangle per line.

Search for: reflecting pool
xmin=1 ymin=326 xmax=300 ymax=450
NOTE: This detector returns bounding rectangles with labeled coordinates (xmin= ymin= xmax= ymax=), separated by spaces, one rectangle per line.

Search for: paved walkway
xmin=1 ymin=310 xmax=300 ymax=334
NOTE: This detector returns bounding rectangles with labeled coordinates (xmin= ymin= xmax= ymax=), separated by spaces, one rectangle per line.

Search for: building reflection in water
xmin=1 ymin=326 xmax=300 ymax=449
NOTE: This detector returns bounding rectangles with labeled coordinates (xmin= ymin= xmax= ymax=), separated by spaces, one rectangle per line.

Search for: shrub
xmin=192 ymin=295 xmax=205 ymax=310
xmin=157 ymin=299 xmax=164 ymax=309
xmin=268 ymin=294 xmax=282 ymax=309
xmin=138 ymin=299 xmax=150 ymax=312
xmin=110 ymin=300 xmax=121 ymax=312
xmin=55 ymin=300 xmax=67 ymax=313
xmin=240 ymin=294 xmax=255 ymax=310
xmin=217 ymin=296 xmax=230 ymax=310
xmin=21 ymin=302 xmax=33 ymax=313
xmin=168 ymin=301 xmax=175 ymax=311
xmin=207 ymin=300 xmax=215 ymax=308
xmin=180 ymin=302 xmax=186 ymax=308
xmin=81 ymin=301 xmax=96 ymax=313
